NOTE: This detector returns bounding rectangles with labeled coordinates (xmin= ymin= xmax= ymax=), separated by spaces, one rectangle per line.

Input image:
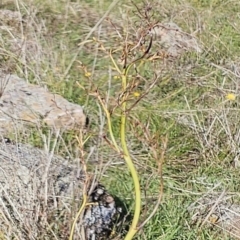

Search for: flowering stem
xmin=121 ymin=68 xmax=141 ymax=240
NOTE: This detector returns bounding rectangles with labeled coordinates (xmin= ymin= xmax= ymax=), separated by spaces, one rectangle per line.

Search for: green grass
xmin=1 ymin=0 xmax=240 ymax=239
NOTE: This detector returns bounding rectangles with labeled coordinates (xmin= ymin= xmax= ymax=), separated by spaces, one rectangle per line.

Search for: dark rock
xmin=83 ymin=183 xmax=125 ymax=240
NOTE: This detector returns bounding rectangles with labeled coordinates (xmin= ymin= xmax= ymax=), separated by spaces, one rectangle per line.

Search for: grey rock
xmin=0 ymin=140 xmax=83 ymax=239
xmin=149 ymin=22 xmax=202 ymax=57
xmin=0 ymin=73 xmax=86 ymax=135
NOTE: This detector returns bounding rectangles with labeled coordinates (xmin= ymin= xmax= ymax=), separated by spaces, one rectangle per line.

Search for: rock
xmin=0 ymin=140 xmax=84 ymax=239
xmin=0 ymin=73 xmax=86 ymax=135
xmin=83 ymin=183 xmax=124 ymax=240
xmin=149 ymin=22 xmax=202 ymax=57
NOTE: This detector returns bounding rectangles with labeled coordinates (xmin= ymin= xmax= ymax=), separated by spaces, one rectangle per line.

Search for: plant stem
xmin=121 ymin=72 xmax=141 ymax=240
